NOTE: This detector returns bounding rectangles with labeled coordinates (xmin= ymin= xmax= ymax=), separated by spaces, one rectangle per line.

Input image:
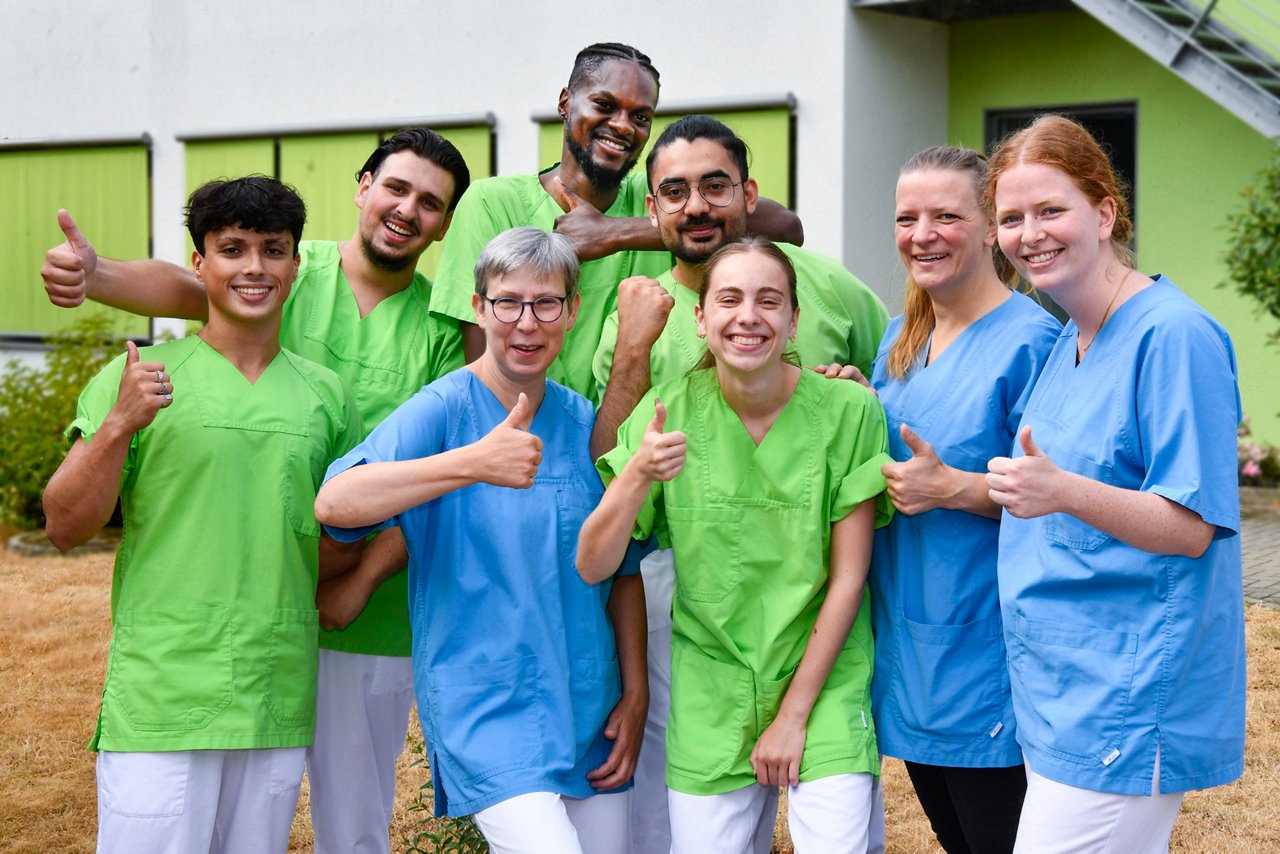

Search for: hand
xmin=551 ymin=178 xmax=615 ymax=261
xmin=750 ymin=712 xmax=806 ymax=787
xmin=986 ymin=427 xmax=1062 ymax=518
xmin=630 ymin=399 xmax=686 ymax=483
xmin=615 ymin=275 xmax=674 ymax=351
xmin=474 ymin=392 xmax=543 ymax=488
xmin=586 ymin=689 xmax=647 ymax=790
xmin=316 ymin=570 xmax=377 ymax=630
xmin=105 ymin=341 xmax=172 ymax=434
xmin=808 ymin=362 xmax=872 ymax=389
xmin=881 ymin=424 xmax=959 ymax=515
xmin=42 ymin=209 xmax=98 ymax=308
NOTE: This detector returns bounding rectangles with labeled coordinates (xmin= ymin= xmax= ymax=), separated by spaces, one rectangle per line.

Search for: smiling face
xmin=559 ymin=59 xmax=658 ymax=191
xmin=895 ymin=167 xmax=995 ymax=296
xmin=355 ymin=149 xmax=457 ymax=273
xmin=194 ymin=226 xmax=299 ymax=327
xmin=473 ymin=270 xmax=579 ymax=386
xmin=646 ymin=138 xmax=758 ymax=265
xmin=695 ymin=249 xmax=798 ymax=378
xmin=994 ymin=160 xmax=1116 ymax=296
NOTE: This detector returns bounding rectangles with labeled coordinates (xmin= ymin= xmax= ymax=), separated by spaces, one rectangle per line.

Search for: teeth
xmin=597 ymin=138 xmax=627 ymax=151
xmin=385 ymin=221 xmax=413 ymax=237
xmin=730 ymin=335 xmax=765 ymax=345
xmin=1027 ymin=250 xmax=1060 ymax=264
xmin=234 ymin=287 xmax=268 ymax=295
xmin=916 ymin=254 xmax=947 ymax=262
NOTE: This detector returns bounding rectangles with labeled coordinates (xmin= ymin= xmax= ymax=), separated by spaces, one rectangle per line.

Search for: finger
xmin=503 ymin=392 xmax=529 ymax=429
xmin=58 ymin=209 xmax=90 ymax=253
xmin=553 ymin=177 xmax=581 ymax=210
xmin=1020 ymin=425 xmax=1043 ymax=457
xmin=648 ymin=398 xmax=667 ymax=434
xmin=125 ymin=340 xmax=139 ymax=365
xmin=900 ymin=424 xmax=932 ymax=458
xmin=788 ymin=759 xmax=800 ymax=787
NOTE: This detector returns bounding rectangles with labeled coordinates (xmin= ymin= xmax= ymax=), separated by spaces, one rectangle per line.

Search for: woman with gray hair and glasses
xmin=316 ymin=227 xmax=644 ymax=854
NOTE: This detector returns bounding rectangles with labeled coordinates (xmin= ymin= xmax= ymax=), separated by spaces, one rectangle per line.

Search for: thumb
xmin=554 ymin=177 xmax=581 ymax=210
xmin=1020 ymin=425 xmax=1043 ymax=457
xmin=900 ymin=423 xmax=931 ymax=457
xmin=58 ymin=209 xmax=90 ymax=253
xmin=125 ymin=340 xmax=139 ymax=364
xmin=648 ymin=398 xmax=667 ymax=434
xmin=503 ymin=392 xmax=529 ymax=429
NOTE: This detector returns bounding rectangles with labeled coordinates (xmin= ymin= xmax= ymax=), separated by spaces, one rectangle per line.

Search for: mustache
xmin=679 ymin=215 xmax=721 ymax=231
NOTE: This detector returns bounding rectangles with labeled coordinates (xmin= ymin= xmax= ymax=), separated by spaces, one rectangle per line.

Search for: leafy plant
xmin=1239 ymin=415 xmax=1280 ymax=488
xmin=1225 ymin=141 xmax=1280 ymax=346
xmin=402 ymin=732 xmax=489 ymax=853
xmin=0 ymin=316 xmax=121 ymax=529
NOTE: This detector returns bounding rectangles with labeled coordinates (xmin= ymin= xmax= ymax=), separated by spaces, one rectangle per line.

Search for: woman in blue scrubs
xmin=869 ymin=146 xmax=1060 ymax=854
xmin=985 ymin=116 xmax=1245 ymax=854
xmin=316 ymin=227 xmax=644 ymax=854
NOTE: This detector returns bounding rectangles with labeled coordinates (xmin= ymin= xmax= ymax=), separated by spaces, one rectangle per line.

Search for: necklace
xmin=1079 ymin=269 xmax=1132 ymax=355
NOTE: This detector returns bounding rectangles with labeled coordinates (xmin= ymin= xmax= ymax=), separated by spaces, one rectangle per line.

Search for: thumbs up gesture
xmin=41 ymin=209 xmax=99 ymax=308
xmin=551 ymin=177 xmax=613 ymax=261
xmin=477 ymin=392 xmax=545 ymax=489
xmin=880 ymin=424 xmax=958 ymax=515
xmin=106 ymin=341 xmax=172 ymax=435
xmin=633 ymin=399 xmax=687 ymax=483
xmin=985 ymin=426 xmax=1061 ymax=518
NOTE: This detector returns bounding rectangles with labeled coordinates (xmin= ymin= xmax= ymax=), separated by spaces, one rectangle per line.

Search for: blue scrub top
xmin=869 ymin=291 xmax=1060 ymax=767
xmin=998 ymin=276 xmax=1245 ymax=796
xmin=324 ymin=368 xmax=627 ymax=816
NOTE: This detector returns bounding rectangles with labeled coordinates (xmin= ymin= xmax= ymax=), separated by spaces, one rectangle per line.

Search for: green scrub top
xmin=70 ymin=336 xmax=362 ymax=752
xmin=282 ymin=241 xmax=464 ymax=657
xmin=430 ymin=168 xmax=671 ymax=402
xmin=598 ymin=368 xmax=893 ymax=795
xmin=593 ymin=243 xmax=889 ymax=401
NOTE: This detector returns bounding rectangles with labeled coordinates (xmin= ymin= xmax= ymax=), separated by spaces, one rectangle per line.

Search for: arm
xmin=589 ymin=277 xmax=674 ymax=460
xmin=750 ymin=498 xmax=875 ymax=787
xmin=748 ymin=197 xmax=804 ymax=246
xmin=587 ymin=573 xmax=649 ymax=789
xmin=316 ymin=528 xmax=409 ymax=630
xmin=461 ymin=323 xmax=485 ymax=363
xmin=577 ymin=399 xmax=685 ymax=583
xmin=42 ymin=210 xmax=209 ymax=320
xmin=317 ymin=532 xmax=365 ymax=581
xmin=315 ymin=392 xmax=541 ymax=529
xmin=986 ymin=427 xmax=1214 ymax=558
xmin=43 ymin=343 xmax=171 ymax=550
xmin=882 ymin=424 xmax=1000 ymax=520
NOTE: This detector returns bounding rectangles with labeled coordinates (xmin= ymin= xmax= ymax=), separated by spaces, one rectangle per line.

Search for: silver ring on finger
xmin=156 ymin=370 xmax=163 ymax=383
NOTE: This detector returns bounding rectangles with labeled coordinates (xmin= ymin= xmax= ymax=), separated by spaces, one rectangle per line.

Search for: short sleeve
xmin=67 ymin=353 xmax=140 ymax=485
xmin=830 ymin=390 xmax=893 ymax=529
xmin=430 ymin=181 xmax=521 ymax=324
xmin=322 ymin=383 xmax=452 ymax=542
xmin=1135 ymin=310 xmax=1241 ymax=534
xmin=332 ymin=382 xmax=365 ymax=460
xmin=996 ymin=305 xmax=1062 ymax=436
xmin=833 ymin=269 xmax=890 ymax=376
xmin=425 ymin=309 xmax=467 ymax=380
xmin=593 ymin=310 xmax=621 ymax=403
xmin=596 ymin=387 xmax=663 ymax=541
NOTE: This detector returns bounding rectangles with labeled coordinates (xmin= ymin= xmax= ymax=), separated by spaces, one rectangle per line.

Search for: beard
xmin=360 ymin=233 xmax=415 ymax=274
xmin=565 ymin=133 xmax=638 ymax=193
xmin=670 ymin=214 xmax=741 ymax=264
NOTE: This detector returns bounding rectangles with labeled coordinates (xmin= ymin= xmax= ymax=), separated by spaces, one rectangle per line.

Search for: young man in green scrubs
xmin=39 ymin=129 xmax=469 ymax=854
xmin=43 ymin=176 xmax=363 ymax=853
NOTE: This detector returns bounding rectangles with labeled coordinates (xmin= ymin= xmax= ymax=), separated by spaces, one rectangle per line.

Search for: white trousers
xmin=473 ymin=790 xmax=631 ymax=854
xmin=307 ymin=648 xmax=416 ymax=854
xmin=630 ymin=549 xmax=675 ymax=854
xmin=96 ymin=747 xmax=306 ymax=854
xmin=668 ymin=773 xmax=876 ymax=854
xmin=1015 ymin=753 xmax=1183 ymax=854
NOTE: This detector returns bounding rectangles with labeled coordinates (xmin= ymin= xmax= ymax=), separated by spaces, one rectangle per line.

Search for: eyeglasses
xmin=653 ymin=177 xmax=741 ymax=213
xmin=482 ymin=295 xmax=568 ymax=323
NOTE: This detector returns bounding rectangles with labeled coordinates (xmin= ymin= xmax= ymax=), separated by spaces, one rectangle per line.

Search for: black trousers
xmin=903 ymin=761 xmax=1027 ymax=854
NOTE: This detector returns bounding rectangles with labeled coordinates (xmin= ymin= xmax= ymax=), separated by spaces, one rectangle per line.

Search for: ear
xmin=983 ymin=215 xmax=997 ymax=250
xmin=191 ymin=250 xmax=205 ymax=281
xmin=743 ymin=178 xmax=759 ymax=217
xmin=355 ymin=171 xmax=374 ymax=209
xmin=645 ymin=193 xmax=659 ymax=227
xmin=471 ymin=292 xmax=487 ymax=327
xmin=694 ymin=303 xmax=706 ymax=338
xmin=1097 ymin=196 xmax=1117 ymax=241
xmin=433 ymin=209 xmax=456 ymax=243
xmin=557 ymin=88 xmax=570 ymax=121
xmin=790 ymin=306 xmax=800 ymax=340
xmin=564 ymin=293 xmax=581 ymax=332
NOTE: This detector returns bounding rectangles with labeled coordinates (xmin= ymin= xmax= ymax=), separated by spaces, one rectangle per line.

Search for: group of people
xmin=39 ymin=39 xmax=1244 ymax=854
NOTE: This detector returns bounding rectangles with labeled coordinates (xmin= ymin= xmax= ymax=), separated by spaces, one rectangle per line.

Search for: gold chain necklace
xmin=1079 ymin=269 xmax=1132 ymax=355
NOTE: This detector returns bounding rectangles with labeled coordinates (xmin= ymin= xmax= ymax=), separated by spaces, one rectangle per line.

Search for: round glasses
xmin=483 ymin=295 xmax=568 ymax=323
xmin=653 ymin=177 xmax=741 ymax=213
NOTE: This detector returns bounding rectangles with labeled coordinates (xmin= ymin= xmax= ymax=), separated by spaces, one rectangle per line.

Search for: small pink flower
xmin=1243 ymin=460 xmax=1262 ymax=479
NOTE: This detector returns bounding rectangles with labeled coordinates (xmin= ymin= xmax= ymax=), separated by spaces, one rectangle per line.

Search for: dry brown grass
xmin=2 ymin=543 xmax=1277 ymax=853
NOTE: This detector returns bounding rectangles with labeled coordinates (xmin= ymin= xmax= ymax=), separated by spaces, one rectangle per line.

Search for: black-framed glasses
xmin=483 ymin=295 xmax=568 ymax=323
xmin=653 ymin=177 xmax=741 ymax=213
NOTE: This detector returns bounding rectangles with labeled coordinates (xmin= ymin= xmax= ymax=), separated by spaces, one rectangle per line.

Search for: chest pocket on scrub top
xmin=1040 ymin=448 xmax=1113 ymax=551
xmin=666 ymin=506 xmax=743 ymax=603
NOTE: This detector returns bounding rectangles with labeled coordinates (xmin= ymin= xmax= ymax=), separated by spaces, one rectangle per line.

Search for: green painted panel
xmin=537 ymin=107 xmax=792 ymax=206
xmin=184 ymin=139 xmax=274 ymax=197
xmin=279 ymin=133 xmax=381 ymax=244
xmin=0 ymin=146 xmax=150 ymax=338
xmin=416 ymin=125 xmax=494 ymax=279
xmin=1198 ymin=0 xmax=1280 ymax=63
xmin=949 ymin=10 xmax=1279 ymax=440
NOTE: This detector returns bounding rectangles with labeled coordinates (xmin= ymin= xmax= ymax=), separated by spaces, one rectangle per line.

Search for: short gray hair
xmin=473 ymin=227 xmax=580 ymax=299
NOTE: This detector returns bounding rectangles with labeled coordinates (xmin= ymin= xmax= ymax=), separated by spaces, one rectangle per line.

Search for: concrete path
xmin=1243 ymin=506 xmax=1280 ymax=608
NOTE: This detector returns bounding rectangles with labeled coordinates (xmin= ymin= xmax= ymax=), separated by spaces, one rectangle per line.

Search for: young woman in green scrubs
xmin=579 ymin=237 xmax=892 ymax=853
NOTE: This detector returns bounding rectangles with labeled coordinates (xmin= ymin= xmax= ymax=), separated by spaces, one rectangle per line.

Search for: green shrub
xmin=402 ymin=733 xmax=489 ymax=853
xmin=0 ymin=316 xmax=121 ymax=529
xmin=1225 ymin=141 xmax=1280 ymax=346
